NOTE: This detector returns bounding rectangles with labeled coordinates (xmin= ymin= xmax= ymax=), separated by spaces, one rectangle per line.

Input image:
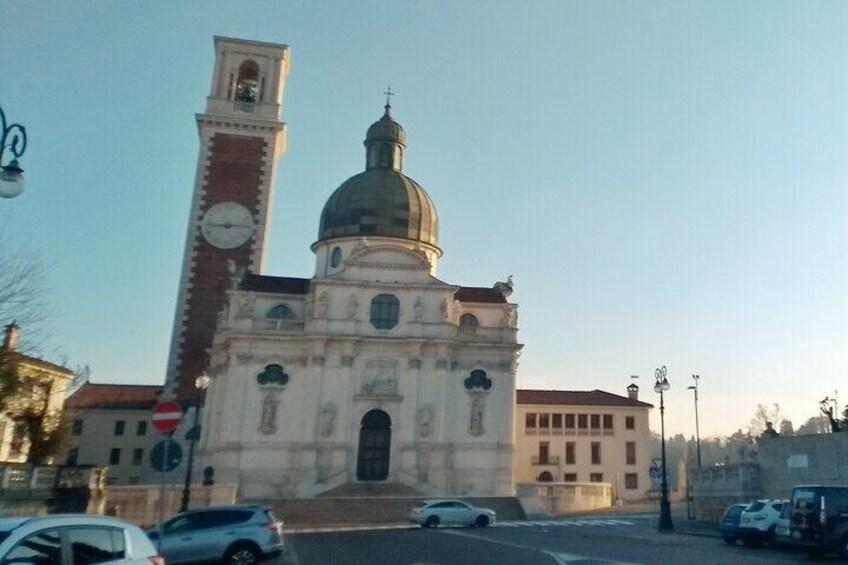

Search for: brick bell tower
xmin=165 ymin=36 xmax=291 ymax=402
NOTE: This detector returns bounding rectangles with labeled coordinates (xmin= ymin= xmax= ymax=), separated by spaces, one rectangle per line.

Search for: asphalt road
xmin=273 ymin=515 xmax=838 ymax=565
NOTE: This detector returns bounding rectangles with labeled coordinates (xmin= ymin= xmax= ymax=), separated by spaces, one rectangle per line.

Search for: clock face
xmin=200 ymin=202 xmax=255 ymax=249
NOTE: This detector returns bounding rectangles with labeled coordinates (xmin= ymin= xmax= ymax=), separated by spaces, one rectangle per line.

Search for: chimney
xmin=626 ymin=382 xmax=639 ymax=401
xmin=3 ymin=321 xmax=20 ymax=351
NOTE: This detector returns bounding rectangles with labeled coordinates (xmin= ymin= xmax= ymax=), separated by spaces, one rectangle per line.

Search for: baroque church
xmin=165 ymin=37 xmax=522 ymax=500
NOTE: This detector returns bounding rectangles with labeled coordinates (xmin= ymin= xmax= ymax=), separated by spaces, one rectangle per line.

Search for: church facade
xmin=186 ymin=39 xmax=522 ymax=499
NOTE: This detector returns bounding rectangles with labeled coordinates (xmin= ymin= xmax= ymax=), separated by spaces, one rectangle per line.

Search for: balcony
xmin=531 ymin=455 xmax=560 ymax=466
xmin=456 ymin=326 xmax=518 ymax=343
xmin=251 ymin=319 xmax=305 ymax=333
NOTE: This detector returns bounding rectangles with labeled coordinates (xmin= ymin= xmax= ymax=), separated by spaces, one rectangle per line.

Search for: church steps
xmin=245 ymin=496 xmax=527 ymax=528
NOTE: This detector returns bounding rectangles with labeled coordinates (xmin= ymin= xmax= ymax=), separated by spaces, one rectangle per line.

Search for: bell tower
xmin=165 ymin=36 xmax=291 ymax=402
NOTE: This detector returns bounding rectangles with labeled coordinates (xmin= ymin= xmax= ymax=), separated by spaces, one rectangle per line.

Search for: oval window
xmin=331 ymin=247 xmax=342 ymax=268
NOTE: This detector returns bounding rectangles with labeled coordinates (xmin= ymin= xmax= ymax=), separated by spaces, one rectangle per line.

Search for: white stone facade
xmin=199 ymin=237 xmax=521 ymax=499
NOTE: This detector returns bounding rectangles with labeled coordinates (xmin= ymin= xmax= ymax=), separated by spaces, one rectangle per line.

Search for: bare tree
xmin=0 ymin=350 xmax=70 ymax=464
xmin=748 ymin=402 xmax=790 ymax=438
xmin=0 ymin=218 xmax=54 ymax=352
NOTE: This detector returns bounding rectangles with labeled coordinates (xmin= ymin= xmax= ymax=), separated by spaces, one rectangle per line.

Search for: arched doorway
xmin=357 ymin=409 xmax=391 ymax=481
xmin=538 ymin=471 xmax=553 ymax=482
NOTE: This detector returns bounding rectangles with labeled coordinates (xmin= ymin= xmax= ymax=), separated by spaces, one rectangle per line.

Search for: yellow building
xmin=514 ymin=388 xmax=653 ymax=502
xmin=0 ymin=322 xmax=75 ymax=464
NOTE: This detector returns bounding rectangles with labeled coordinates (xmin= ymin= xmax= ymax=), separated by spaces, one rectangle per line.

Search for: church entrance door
xmin=357 ymin=409 xmax=391 ymax=481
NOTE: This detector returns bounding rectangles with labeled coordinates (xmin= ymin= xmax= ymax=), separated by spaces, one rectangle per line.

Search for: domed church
xmin=191 ymin=54 xmax=522 ymax=498
xmin=199 ymin=102 xmax=522 ymax=499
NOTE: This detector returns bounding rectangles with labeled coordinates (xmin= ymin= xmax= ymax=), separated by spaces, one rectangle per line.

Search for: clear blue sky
xmin=3 ymin=1 xmax=847 ymax=438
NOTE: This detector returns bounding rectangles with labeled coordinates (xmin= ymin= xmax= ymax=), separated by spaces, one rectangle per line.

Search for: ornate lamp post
xmin=180 ymin=373 xmax=211 ymax=512
xmin=688 ymin=374 xmax=701 ymax=468
xmin=654 ymin=365 xmax=674 ymax=531
xmin=0 ymin=105 xmax=27 ymax=199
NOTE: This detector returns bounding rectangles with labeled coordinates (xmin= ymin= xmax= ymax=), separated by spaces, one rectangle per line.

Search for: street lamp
xmin=688 ymin=374 xmax=701 ymax=468
xmin=180 ymin=372 xmax=211 ymax=512
xmin=654 ymin=365 xmax=674 ymax=531
xmin=0 ymin=105 xmax=27 ymax=199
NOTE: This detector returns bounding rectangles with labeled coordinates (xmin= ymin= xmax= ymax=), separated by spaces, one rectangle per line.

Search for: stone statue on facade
xmin=347 ymin=294 xmax=358 ymax=319
xmin=315 ymin=291 xmax=329 ymax=319
xmin=260 ymin=393 xmax=279 ymax=434
xmin=417 ymin=405 xmax=434 ymax=438
xmin=319 ymin=403 xmax=337 ymax=438
xmin=469 ymin=397 xmax=485 ymax=436
xmin=413 ymin=296 xmax=424 ymax=321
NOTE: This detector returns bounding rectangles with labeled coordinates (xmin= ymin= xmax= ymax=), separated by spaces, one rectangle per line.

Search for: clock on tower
xmin=165 ymin=37 xmax=291 ymax=402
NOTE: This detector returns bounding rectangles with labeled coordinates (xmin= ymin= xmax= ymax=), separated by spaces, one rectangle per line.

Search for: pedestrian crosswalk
xmin=496 ymin=518 xmax=635 ymax=528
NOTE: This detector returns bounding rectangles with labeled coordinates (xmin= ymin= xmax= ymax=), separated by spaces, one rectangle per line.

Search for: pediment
xmin=347 ymin=245 xmax=431 ymax=270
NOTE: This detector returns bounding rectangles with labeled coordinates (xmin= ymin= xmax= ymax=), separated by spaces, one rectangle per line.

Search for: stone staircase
xmin=244 ymin=484 xmax=527 ymax=528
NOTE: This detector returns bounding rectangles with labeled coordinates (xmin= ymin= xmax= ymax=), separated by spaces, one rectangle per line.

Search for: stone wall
xmin=689 ymin=462 xmax=762 ymax=523
xmin=756 ymin=432 xmax=848 ymax=498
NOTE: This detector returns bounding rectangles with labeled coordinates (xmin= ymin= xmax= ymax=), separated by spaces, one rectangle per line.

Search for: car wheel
xmin=742 ymin=536 xmax=762 ymax=548
xmin=225 ymin=544 xmax=259 ymax=565
xmin=424 ymin=516 xmax=439 ymax=529
xmin=723 ymin=536 xmax=737 ymax=545
xmin=474 ymin=515 xmax=490 ymax=528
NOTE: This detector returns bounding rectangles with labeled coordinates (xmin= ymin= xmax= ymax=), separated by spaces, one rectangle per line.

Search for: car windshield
xmin=724 ymin=506 xmax=744 ymax=519
xmin=746 ymin=502 xmax=765 ymax=512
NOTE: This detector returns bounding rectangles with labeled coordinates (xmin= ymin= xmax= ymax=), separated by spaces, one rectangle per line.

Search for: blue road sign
xmin=150 ymin=439 xmax=183 ymax=472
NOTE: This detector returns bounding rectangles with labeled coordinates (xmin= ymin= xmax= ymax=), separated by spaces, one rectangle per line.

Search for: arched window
xmin=370 ymin=294 xmax=400 ymax=329
xmin=458 ymin=313 xmax=478 ymax=336
xmin=331 ymin=247 xmax=342 ymax=268
xmin=235 ymin=60 xmax=259 ymax=104
xmin=379 ymin=143 xmax=391 ymax=168
xmin=538 ymin=471 xmax=553 ymax=482
xmin=267 ymin=304 xmax=294 ymax=320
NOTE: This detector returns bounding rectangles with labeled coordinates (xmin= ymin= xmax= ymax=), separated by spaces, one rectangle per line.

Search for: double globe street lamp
xmin=654 ymin=365 xmax=674 ymax=531
xmin=0 ymin=105 xmax=27 ymax=199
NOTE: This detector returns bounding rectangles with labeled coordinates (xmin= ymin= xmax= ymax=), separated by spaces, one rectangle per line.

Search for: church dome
xmin=317 ymin=105 xmax=439 ymax=246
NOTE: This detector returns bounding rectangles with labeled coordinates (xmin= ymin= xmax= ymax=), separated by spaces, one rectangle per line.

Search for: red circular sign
xmin=151 ymin=400 xmax=183 ymax=433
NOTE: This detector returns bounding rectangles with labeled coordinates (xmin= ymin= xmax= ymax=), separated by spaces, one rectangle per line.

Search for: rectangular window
xmin=577 ymin=414 xmax=588 ymax=429
xmin=625 ymin=416 xmax=635 ymax=430
xmin=109 ymin=448 xmax=121 ymax=465
xmin=72 ymin=419 xmax=84 ymax=436
xmin=589 ymin=473 xmax=604 ymax=483
xmin=565 ymin=441 xmax=575 ymax=464
xmin=128 ymin=477 xmax=141 ymax=485
xmin=525 ymin=413 xmax=537 ymax=429
xmin=626 ymin=442 xmax=636 ymax=465
xmin=539 ymin=442 xmax=550 ymax=464
xmin=565 ymin=414 xmax=575 ymax=429
xmin=114 ymin=420 xmax=125 ymax=436
xmin=132 ymin=448 xmax=143 ymax=466
xmin=603 ymin=414 xmax=614 ymax=429
xmin=590 ymin=414 xmax=601 ymax=429
xmin=67 ymin=447 xmax=79 ymax=466
xmin=563 ymin=473 xmax=577 ymax=482
xmin=552 ymin=414 xmax=562 ymax=429
xmin=539 ymin=413 xmax=550 ymax=429
xmin=136 ymin=421 xmax=147 ymax=436
xmin=625 ymin=473 xmax=639 ymax=489
xmin=591 ymin=442 xmax=601 ymax=465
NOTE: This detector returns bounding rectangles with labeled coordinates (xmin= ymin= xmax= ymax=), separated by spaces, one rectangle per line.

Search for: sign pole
xmin=151 ymin=399 xmax=183 ymax=552
xmin=156 ymin=432 xmax=171 ymax=553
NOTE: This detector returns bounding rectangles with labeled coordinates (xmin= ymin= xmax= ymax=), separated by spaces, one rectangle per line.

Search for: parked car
xmin=719 ymin=503 xmax=748 ymax=545
xmin=789 ymin=484 xmax=848 ymax=558
xmin=148 ymin=505 xmax=284 ymax=565
xmin=0 ymin=514 xmax=163 ymax=564
xmin=738 ymin=498 xmax=788 ymax=547
xmin=409 ymin=499 xmax=496 ymax=528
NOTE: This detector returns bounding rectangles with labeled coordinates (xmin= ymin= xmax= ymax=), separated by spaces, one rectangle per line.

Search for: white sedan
xmin=410 ymin=499 xmax=496 ymax=528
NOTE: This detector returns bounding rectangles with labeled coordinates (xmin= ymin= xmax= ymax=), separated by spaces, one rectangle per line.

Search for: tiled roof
xmin=239 ymin=273 xmax=311 ymax=294
xmin=4 ymin=351 xmax=75 ymax=377
xmin=64 ymin=383 xmax=163 ymax=410
xmin=516 ymin=389 xmax=653 ymax=408
xmin=454 ymin=287 xmax=507 ymax=304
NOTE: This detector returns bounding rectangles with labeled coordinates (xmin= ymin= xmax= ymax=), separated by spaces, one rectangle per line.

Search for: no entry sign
xmin=151 ymin=400 xmax=183 ymax=433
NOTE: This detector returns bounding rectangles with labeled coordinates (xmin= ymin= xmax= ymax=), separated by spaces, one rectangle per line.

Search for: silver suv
xmin=0 ymin=514 xmax=162 ymax=564
xmin=150 ymin=505 xmax=283 ymax=565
